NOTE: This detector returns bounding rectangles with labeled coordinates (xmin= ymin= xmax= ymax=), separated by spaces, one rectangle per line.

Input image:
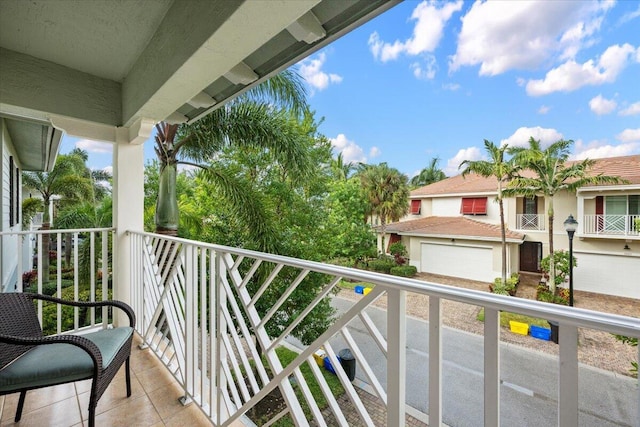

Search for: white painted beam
xmin=0 ymin=48 xmax=121 ymax=126
xmin=121 ymin=0 xmax=320 ymax=127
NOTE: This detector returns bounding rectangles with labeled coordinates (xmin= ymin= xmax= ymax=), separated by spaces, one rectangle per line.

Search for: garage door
xmin=421 ymin=243 xmax=495 ymax=282
xmin=574 ymin=253 xmax=640 ymax=299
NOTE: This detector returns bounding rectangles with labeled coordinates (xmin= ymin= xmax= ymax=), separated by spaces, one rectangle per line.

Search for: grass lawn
xmin=251 ymin=346 xmax=345 ymax=426
xmin=477 ymin=308 xmax=550 ymax=329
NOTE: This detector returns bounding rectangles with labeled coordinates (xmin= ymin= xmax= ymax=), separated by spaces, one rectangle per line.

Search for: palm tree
xmin=152 ymin=69 xmax=311 ymax=249
xmin=506 ymin=137 xmax=624 ymax=292
xmin=460 ymin=140 xmax=517 ymax=285
xmin=22 ymin=153 xmax=94 ymax=280
xmin=410 ymin=157 xmax=446 ymax=188
xmin=357 ymin=163 xmax=410 ymax=252
xmin=330 ymin=153 xmax=355 ymax=180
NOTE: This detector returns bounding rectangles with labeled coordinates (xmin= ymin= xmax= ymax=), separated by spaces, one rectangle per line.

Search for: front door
xmin=520 ymin=241 xmax=542 ymax=272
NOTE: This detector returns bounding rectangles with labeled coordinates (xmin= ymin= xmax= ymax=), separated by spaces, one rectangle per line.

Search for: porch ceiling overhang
xmin=385 ymin=216 xmax=526 ymax=243
xmin=0 ymin=0 xmax=399 ymax=170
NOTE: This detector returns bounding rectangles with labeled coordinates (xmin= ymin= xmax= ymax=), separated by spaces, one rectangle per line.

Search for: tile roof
xmin=411 ymin=154 xmax=640 ymax=197
xmin=386 ymin=216 xmax=525 ymax=242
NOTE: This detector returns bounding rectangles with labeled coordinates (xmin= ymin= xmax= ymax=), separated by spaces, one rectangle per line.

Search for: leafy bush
xmin=22 ymin=270 xmax=37 ymax=286
xmin=388 ymin=242 xmax=408 ymax=265
xmin=390 ymin=265 xmax=417 ymax=277
xmin=491 ymin=273 xmax=519 ymax=295
xmin=41 ymin=286 xmax=112 ymax=335
xmin=367 ymin=257 xmax=396 ymax=273
xmin=541 ymin=250 xmax=577 ymax=286
xmin=536 ymin=283 xmax=569 ymax=305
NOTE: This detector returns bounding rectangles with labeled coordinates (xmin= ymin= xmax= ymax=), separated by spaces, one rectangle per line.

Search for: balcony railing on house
xmin=0 ymin=227 xmax=114 ymax=333
xmin=516 ymin=214 xmax=545 ymax=230
xmin=128 ymin=231 xmax=639 ymax=427
xmin=582 ymin=214 xmax=640 ymax=237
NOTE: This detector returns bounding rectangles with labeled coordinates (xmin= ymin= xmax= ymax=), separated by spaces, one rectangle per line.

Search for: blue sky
xmin=62 ymin=0 xmax=640 ymax=178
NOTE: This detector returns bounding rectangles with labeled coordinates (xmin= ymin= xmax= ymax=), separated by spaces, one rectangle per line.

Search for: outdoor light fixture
xmin=563 ymin=214 xmax=578 ymax=306
xmin=623 ymin=244 xmax=630 ymax=250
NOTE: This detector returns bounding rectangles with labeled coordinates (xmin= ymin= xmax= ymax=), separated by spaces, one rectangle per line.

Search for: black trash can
xmin=338 ymin=348 xmax=356 ymax=381
xmin=548 ymin=320 xmax=559 ymax=344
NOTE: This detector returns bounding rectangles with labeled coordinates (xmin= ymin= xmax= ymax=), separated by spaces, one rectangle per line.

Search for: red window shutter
xmin=461 ymin=198 xmax=474 ymax=214
xmin=461 ymin=197 xmax=487 ymax=215
xmin=474 ymin=197 xmax=487 ymax=214
xmin=410 ymin=199 xmax=421 ymax=214
xmin=596 ymin=196 xmax=603 ymax=232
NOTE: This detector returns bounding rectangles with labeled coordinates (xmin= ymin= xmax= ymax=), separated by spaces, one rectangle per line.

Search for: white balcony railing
xmin=583 ymin=214 xmax=640 ymax=236
xmin=516 ymin=214 xmax=545 ymax=230
xmin=0 ymin=227 xmax=115 ymax=334
xmin=128 ymin=231 xmax=640 ymax=427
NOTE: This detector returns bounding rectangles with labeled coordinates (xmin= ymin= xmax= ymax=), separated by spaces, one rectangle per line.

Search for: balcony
xmin=582 ymin=214 xmax=640 ymax=238
xmin=515 ymin=214 xmax=545 ymax=231
xmin=2 ymin=228 xmax=639 ymax=426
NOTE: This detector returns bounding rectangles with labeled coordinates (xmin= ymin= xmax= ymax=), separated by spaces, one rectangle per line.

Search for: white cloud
xmin=526 ymin=44 xmax=638 ymax=96
xmin=538 ymin=105 xmax=551 ymax=114
xmin=410 ymin=55 xmax=437 ymax=80
xmin=619 ymin=102 xmax=640 ymax=116
xmin=450 ymin=1 xmax=613 ymax=76
xmin=589 ymin=94 xmax=617 ymax=115
xmin=500 ymin=127 xmax=564 ymax=148
xmin=298 ymin=52 xmax=342 ymax=93
xmin=444 ymin=146 xmax=483 ymax=176
xmin=330 ymin=134 xmax=367 ymax=163
xmin=369 ymin=147 xmax=381 ymax=158
xmin=616 ymin=128 xmax=640 ymax=142
xmin=442 ymin=83 xmax=460 ymax=91
xmin=369 ymin=0 xmax=462 ymax=62
xmin=76 ymin=139 xmax=112 ymax=153
xmin=102 ymin=166 xmax=113 ymax=175
xmin=617 ymin=4 xmax=640 ymax=25
xmin=572 ymin=139 xmax=640 ymax=160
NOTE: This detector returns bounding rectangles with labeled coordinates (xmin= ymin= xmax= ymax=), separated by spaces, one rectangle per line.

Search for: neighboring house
xmin=0 ymin=117 xmax=62 ymax=291
xmin=384 ymin=155 xmax=640 ymax=299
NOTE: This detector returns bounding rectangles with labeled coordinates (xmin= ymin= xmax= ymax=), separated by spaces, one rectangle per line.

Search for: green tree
xmin=410 ymin=157 xmax=446 ymax=188
xmin=166 ymin=111 xmax=339 ymax=349
xmin=506 ymin=138 xmax=624 ymax=292
xmin=325 ymin=178 xmax=376 ymax=263
xmin=357 ymin=163 xmax=410 ymax=252
xmin=460 ymin=140 xmax=517 ymax=285
xmin=22 ymin=152 xmax=94 ymax=280
xmin=152 ymin=69 xmax=310 ymax=243
xmin=329 ymin=153 xmax=355 ymax=181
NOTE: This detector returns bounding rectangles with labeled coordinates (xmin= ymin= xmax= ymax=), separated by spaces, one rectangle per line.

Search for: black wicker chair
xmin=0 ymin=293 xmax=135 ymax=427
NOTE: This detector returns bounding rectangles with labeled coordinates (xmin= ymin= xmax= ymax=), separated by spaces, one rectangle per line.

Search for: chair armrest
xmin=28 ymin=294 xmax=136 ymax=328
xmin=0 ymin=333 xmax=103 ymax=371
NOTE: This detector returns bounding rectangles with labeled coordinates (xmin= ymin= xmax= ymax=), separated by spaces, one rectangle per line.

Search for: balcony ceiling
xmin=0 ymin=0 xmax=398 ymax=170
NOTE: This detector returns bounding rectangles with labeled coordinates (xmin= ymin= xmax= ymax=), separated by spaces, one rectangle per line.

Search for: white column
xmin=113 ymin=120 xmax=152 ymax=326
xmin=484 ymin=308 xmax=500 ymax=427
xmin=576 ymin=194 xmax=584 ymax=235
xmin=558 ymin=324 xmax=579 ymax=426
xmin=387 ymin=289 xmax=406 ymax=426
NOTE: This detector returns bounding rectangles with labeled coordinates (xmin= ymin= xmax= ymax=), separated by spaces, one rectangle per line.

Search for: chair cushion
xmin=0 ymin=327 xmax=133 ymax=392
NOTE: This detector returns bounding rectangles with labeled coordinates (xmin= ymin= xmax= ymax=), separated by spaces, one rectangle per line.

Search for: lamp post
xmin=563 ymin=214 xmax=578 ymax=307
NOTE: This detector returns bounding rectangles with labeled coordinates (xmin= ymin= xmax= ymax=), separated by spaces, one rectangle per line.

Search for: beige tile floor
xmin=0 ymin=334 xmax=241 ymax=427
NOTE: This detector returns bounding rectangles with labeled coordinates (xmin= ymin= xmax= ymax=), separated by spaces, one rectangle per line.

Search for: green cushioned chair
xmin=0 ymin=293 xmax=135 ymax=427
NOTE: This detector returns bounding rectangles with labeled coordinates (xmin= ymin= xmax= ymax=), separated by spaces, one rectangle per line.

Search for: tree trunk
xmin=155 ymin=163 xmax=179 ymax=236
xmin=64 ymin=233 xmax=72 ymax=267
xmin=547 ymin=196 xmax=556 ymax=293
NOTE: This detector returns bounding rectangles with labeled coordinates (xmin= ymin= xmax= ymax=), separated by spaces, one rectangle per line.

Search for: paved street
xmin=290 ymin=296 xmax=638 ymax=427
